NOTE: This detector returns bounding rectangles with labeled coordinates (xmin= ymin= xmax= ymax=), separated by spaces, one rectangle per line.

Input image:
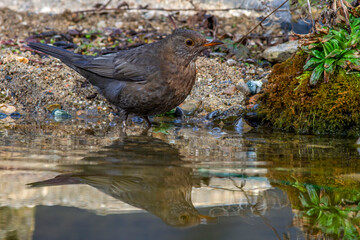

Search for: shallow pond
xmin=0 ymin=120 xmax=359 ymax=240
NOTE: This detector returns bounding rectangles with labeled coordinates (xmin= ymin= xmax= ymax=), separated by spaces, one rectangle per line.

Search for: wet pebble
xmin=0 ymin=113 xmax=7 ymax=119
xmin=132 ymin=116 xmax=144 ymax=123
xmin=206 ymin=110 xmax=220 ymax=120
xmin=109 ymin=122 xmax=117 ymax=127
xmin=173 ymin=107 xmax=184 ymax=118
xmin=10 ymin=112 xmax=21 ymax=119
xmin=235 ymin=118 xmax=253 ymax=134
xmin=52 ymin=109 xmax=71 ymax=121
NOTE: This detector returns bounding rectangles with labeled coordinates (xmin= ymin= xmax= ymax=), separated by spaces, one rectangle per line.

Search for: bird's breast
xmin=115 ymin=62 xmax=196 ymax=116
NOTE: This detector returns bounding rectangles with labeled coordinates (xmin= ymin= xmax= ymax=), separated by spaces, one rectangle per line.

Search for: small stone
xmin=0 ymin=113 xmax=7 ymax=119
xmin=97 ymin=20 xmax=106 ymax=29
xmin=76 ymin=110 xmax=85 ymax=116
xmin=180 ymin=100 xmax=202 ymax=116
xmin=246 ymin=69 xmax=256 ymax=74
xmin=10 ymin=112 xmax=21 ymax=119
xmin=226 ymin=59 xmax=237 ymax=66
xmin=17 ymin=57 xmax=29 ymax=64
xmin=45 ymin=104 xmax=61 ymax=112
xmin=236 ymin=81 xmax=251 ymax=96
xmin=5 ymin=75 xmax=12 ymax=81
xmin=247 ymin=80 xmax=263 ymax=94
xmin=0 ymin=104 xmax=16 ymax=115
xmin=223 ymin=85 xmax=237 ymax=95
xmin=209 ymin=52 xmax=226 ymax=57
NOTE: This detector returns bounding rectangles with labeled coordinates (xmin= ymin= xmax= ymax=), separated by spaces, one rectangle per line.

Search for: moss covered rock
xmin=259 ymin=51 xmax=360 ymax=136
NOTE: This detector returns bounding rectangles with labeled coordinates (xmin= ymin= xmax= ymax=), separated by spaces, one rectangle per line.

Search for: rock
xmin=45 ymin=104 xmax=61 ymax=112
xmin=5 ymin=75 xmax=12 ymax=81
xmin=0 ymin=104 xmax=16 ymax=114
xmin=236 ymin=80 xmax=251 ymax=96
xmin=262 ymin=40 xmax=299 ymax=62
xmin=180 ymin=100 xmax=202 ymax=116
xmin=246 ymin=80 xmax=263 ymax=94
xmin=223 ymin=85 xmax=237 ymax=95
xmin=226 ymin=59 xmax=237 ymax=66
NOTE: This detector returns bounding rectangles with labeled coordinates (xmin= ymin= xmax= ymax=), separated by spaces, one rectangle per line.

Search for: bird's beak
xmin=199 ymin=215 xmax=217 ymax=224
xmin=202 ymin=39 xmax=224 ymax=47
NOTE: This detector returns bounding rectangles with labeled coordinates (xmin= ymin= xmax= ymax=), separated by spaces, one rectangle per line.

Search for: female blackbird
xmin=29 ymin=29 xmax=223 ymax=127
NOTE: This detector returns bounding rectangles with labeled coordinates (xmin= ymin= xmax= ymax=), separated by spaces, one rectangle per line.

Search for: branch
xmin=236 ymin=0 xmax=289 ymax=44
xmin=99 ymin=0 xmax=112 ymax=11
xmin=339 ymin=0 xmax=351 ymax=33
xmin=306 ymin=0 xmax=315 ymax=33
xmin=73 ymin=6 xmax=266 ymax=14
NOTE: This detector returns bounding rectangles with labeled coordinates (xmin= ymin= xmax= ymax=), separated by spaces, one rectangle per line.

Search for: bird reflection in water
xmin=28 ymin=136 xmax=215 ymax=227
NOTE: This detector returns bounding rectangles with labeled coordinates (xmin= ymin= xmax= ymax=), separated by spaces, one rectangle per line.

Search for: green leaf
xmin=326 ymin=48 xmax=342 ymax=58
xmin=299 ymin=194 xmax=310 ymax=208
xmin=303 ymin=57 xmax=323 ymax=70
xmin=323 ymin=42 xmax=335 ymax=56
xmin=345 ymin=57 xmax=360 ymax=65
xmin=306 ymin=207 xmax=318 ymax=216
xmin=310 ymin=64 xmax=325 ymax=85
xmin=311 ymin=50 xmax=325 ymax=59
xmin=320 ymin=195 xmax=330 ymax=206
xmin=340 ymin=49 xmax=356 ymax=58
xmin=324 ymin=58 xmax=336 ymax=73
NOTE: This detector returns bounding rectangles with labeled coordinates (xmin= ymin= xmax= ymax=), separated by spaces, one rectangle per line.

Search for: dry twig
xmin=236 ymin=0 xmax=289 ymax=43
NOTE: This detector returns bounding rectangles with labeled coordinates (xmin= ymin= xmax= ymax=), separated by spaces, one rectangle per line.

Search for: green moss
xmin=259 ymin=51 xmax=360 ymax=136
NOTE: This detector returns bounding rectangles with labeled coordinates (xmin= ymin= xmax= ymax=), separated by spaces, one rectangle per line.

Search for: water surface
xmin=1 ymin=121 xmax=359 ymax=240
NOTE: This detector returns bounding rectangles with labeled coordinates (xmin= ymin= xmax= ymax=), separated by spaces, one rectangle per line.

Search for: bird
xmin=28 ymin=29 xmax=223 ymax=128
xmin=28 ymin=136 xmax=216 ymax=227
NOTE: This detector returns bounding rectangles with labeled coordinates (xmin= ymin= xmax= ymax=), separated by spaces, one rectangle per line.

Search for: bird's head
xmin=165 ymin=29 xmax=223 ymax=65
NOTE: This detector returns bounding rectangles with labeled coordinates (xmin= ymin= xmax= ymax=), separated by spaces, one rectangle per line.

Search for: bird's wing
xmin=74 ymin=46 xmax=158 ymax=83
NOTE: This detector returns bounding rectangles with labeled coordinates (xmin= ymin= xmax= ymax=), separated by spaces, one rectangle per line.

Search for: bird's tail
xmin=27 ymin=174 xmax=81 ymax=188
xmin=28 ymin=42 xmax=86 ymax=71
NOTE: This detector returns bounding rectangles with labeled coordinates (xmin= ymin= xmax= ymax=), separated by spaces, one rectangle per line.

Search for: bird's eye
xmin=179 ymin=215 xmax=189 ymax=222
xmin=185 ymin=39 xmax=194 ymax=46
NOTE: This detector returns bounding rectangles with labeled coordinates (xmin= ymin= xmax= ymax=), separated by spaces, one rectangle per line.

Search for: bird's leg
xmin=119 ymin=111 xmax=128 ymax=131
xmin=142 ymin=116 xmax=152 ymax=129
